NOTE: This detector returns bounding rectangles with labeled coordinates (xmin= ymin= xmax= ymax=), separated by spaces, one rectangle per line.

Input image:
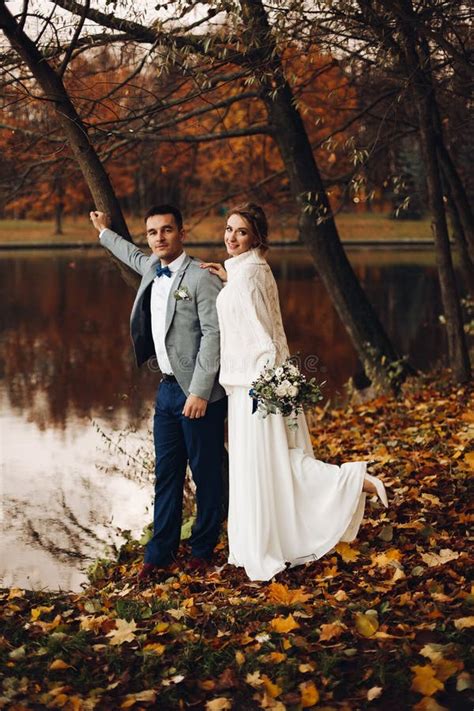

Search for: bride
xmin=201 ymin=202 xmax=388 ymax=582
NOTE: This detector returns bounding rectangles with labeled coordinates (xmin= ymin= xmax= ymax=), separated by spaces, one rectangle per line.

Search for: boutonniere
xmin=174 ymin=285 xmax=192 ymax=301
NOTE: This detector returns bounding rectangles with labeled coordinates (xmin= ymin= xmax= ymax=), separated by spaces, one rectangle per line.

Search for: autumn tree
xmin=2 ymin=0 xmax=471 ymax=383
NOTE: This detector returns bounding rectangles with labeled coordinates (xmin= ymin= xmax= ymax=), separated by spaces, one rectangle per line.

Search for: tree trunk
xmin=444 ymin=177 xmax=474 ymax=298
xmin=437 ymin=142 xmax=474 ymax=262
xmin=0 ymin=1 xmax=138 ymax=288
xmin=396 ymin=3 xmax=470 ymax=381
xmin=54 ymin=201 xmax=64 ymax=236
xmin=240 ymin=0 xmax=408 ymax=390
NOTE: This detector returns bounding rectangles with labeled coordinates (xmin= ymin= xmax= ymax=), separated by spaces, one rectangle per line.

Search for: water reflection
xmin=0 ymin=246 xmax=449 ymax=590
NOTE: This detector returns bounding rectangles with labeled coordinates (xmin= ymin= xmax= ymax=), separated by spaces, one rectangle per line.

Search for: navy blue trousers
xmin=144 ymin=380 xmax=227 ymax=566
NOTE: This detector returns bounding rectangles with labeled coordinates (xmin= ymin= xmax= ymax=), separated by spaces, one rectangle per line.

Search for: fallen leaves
xmin=319 ymin=621 xmax=346 ymax=641
xmin=266 ymin=582 xmax=311 ymax=605
xmin=299 ymin=680 xmax=320 ymax=707
xmin=106 ymin=618 xmax=137 ymax=645
xmin=453 ymin=616 xmax=474 ymax=630
xmin=0 ymin=373 xmax=472 ymax=709
xmin=411 ymin=665 xmax=445 ymax=696
xmin=335 ymin=542 xmax=360 ymax=562
xmin=270 ymin=614 xmax=300 ymax=633
xmin=206 ymin=699 xmax=232 ymax=710
xmin=120 ymin=689 xmax=157 ymax=708
xmin=421 ymin=549 xmax=461 ymax=567
xmin=354 ymin=611 xmax=379 ymax=638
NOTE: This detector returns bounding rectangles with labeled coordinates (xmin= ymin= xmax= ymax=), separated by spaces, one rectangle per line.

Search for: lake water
xmin=0 ymin=245 xmax=450 ymax=591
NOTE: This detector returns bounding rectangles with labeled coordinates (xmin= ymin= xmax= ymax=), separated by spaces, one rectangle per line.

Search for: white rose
xmin=288 ymin=385 xmax=299 ymax=397
xmin=274 ymin=367 xmax=284 ymax=377
xmin=275 ymin=380 xmax=291 ymax=397
xmin=264 ymin=373 xmax=273 ymax=381
xmin=288 ymin=364 xmax=299 ymax=376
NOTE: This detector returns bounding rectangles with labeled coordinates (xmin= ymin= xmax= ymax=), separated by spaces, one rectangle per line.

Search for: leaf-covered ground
xmin=1 ymin=372 xmax=473 ymax=710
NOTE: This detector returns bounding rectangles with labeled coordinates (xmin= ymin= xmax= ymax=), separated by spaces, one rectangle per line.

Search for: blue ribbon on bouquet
xmin=249 ymin=388 xmax=258 ymax=414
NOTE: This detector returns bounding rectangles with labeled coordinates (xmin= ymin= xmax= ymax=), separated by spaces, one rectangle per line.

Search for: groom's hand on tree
xmin=89 ymin=210 xmax=111 ymax=233
xmin=182 ymin=394 xmax=208 ymax=419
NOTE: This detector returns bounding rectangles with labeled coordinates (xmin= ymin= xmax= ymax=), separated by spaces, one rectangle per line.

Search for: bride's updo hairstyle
xmin=228 ymin=202 xmax=269 ymax=253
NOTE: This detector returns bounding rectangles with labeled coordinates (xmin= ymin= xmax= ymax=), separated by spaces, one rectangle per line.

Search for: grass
xmin=0 ymin=212 xmax=433 ymax=246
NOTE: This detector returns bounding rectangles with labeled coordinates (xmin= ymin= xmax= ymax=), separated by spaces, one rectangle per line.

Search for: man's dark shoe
xmin=137 ymin=563 xmax=171 ymax=583
xmin=187 ymin=556 xmax=213 ymax=573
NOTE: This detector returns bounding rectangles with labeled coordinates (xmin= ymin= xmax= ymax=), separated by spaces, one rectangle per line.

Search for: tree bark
xmin=396 ymin=2 xmax=470 ymax=381
xmin=0 ymin=1 xmax=138 ymax=287
xmin=239 ymin=0 xmax=408 ymax=390
xmin=437 ymin=142 xmax=474 ymax=262
xmin=444 ymin=177 xmax=474 ymax=299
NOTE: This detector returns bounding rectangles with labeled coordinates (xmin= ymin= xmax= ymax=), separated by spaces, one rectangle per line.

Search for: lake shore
xmin=0 ymin=213 xmax=434 ymax=248
xmin=1 ymin=370 xmax=472 ymax=710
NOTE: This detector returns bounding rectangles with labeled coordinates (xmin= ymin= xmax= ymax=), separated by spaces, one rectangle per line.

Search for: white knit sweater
xmin=216 ymin=248 xmax=290 ymax=389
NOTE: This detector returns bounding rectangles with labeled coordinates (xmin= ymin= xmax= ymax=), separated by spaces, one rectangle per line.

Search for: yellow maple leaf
xmin=246 ymin=671 xmax=262 ymax=688
xmin=299 ymin=680 xmax=320 ymax=707
xmin=32 ymin=614 xmax=62 ymax=632
xmin=31 ymin=605 xmax=54 ymax=621
xmin=267 ymin=582 xmax=311 ymax=605
xmin=79 ymin=615 xmax=109 ymax=633
xmin=49 ymin=659 xmax=71 ymax=670
xmin=453 ymin=616 xmax=474 ymax=630
xmin=153 ymin=621 xmax=169 ymax=634
xmin=267 ymin=652 xmax=286 ymax=664
xmin=335 ymin=542 xmax=360 ymax=563
xmin=235 ymin=651 xmax=245 ymax=666
xmin=320 ymin=564 xmax=338 ymax=578
xmin=319 ymin=621 xmax=346 ymax=641
xmin=421 ymin=549 xmax=460 ymax=567
xmin=120 ymin=689 xmax=157 ymax=708
xmin=106 ymin=618 xmax=137 ymax=646
xmin=270 ymin=614 xmax=300 ymax=633
xmin=143 ymin=643 xmax=165 ymax=655
xmin=433 ymin=658 xmax=463 ymax=682
xmin=355 ymin=612 xmax=379 ymax=638
xmin=261 ymin=674 xmax=282 ymax=698
xmin=463 ymin=451 xmax=474 ymax=469
xmin=371 ymin=549 xmax=402 ymax=568
xmin=7 ymin=588 xmax=25 ymax=600
xmin=205 ymin=699 xmax=232 ymax=711
xmin=411 ymin=665 xmax=444 ymax=696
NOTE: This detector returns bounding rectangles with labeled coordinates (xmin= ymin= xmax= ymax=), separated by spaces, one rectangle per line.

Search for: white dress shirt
xmin=150 ymin=250 xmax=187 ymax=375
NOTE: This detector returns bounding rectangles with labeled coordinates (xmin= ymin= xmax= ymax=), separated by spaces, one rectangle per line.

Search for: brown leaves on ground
xmin=0 ymin=373 xmax=472 ymax=710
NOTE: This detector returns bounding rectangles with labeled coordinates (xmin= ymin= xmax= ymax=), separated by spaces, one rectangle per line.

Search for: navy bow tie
xmin=156 ymin=265 xmax=172 ymax=278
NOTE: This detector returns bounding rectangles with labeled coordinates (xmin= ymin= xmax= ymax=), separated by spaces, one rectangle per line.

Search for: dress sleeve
xmin=237 ymin=268 xmax=277 ymax=378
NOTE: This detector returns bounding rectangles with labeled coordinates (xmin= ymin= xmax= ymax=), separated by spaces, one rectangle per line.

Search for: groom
xmin=90 ymin=206 xmax=227 ymax=581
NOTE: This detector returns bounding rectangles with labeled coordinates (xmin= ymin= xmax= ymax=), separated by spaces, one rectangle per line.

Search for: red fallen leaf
xmin=215 ymin=667 xmax=239 ymax=690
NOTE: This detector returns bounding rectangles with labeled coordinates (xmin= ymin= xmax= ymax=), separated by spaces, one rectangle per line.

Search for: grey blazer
xmin=99 ymin=229 xmax=226 ymax=403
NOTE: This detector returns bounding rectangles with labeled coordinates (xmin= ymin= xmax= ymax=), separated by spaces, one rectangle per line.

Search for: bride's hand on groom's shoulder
xmin=200 ymin=262 xmax=227 ymax=282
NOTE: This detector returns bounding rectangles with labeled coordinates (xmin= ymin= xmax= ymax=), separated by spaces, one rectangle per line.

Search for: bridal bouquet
xmin=249 ymin=357 xmax=325 ymax=426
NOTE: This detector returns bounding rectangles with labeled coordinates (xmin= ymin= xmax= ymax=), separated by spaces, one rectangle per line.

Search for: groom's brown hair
xmin=144 ymin=204 xmax=183 ymax=231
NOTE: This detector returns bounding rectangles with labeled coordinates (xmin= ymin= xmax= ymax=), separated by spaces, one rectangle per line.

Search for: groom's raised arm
xmin=90 ymin=210 xmax=149 ymax=276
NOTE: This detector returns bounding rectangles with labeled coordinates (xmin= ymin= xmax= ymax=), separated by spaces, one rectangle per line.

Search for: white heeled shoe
xmin=365 ymin=474 xmax=389 ymax=508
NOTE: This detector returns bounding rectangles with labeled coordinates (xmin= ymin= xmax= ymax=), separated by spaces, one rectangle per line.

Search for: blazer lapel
xmin=164 ymin=255 xmax=193 ymax=336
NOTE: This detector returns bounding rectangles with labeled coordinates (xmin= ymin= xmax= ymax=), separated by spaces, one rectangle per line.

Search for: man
xmin=90 ymin=205 xmax=226 ymax=581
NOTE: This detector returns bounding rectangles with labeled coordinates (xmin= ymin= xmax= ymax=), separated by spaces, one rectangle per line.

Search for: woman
xmin=200 ymin=203 xmax=388 ymax=581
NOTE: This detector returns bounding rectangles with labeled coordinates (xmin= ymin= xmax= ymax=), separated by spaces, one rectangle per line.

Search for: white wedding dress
xmin=216 ymin=249 xmax=373 ymax=581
